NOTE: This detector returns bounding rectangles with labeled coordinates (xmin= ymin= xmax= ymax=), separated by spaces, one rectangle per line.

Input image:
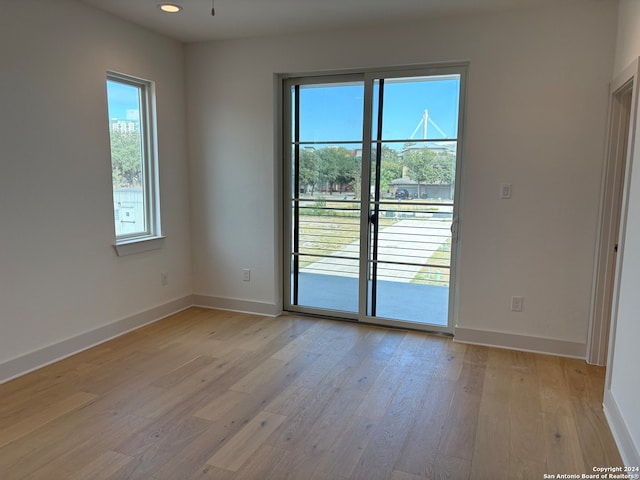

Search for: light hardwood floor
xmin=0 ymin=307 xmax=622 ymax=479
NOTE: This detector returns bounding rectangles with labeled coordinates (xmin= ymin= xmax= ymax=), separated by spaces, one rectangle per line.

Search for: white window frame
xmin=106 ymin=71 xmax=163 ymax=256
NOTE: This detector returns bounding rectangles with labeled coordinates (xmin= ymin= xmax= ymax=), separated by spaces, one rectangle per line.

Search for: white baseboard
xmin=193 ymin=294 xmax=281 ymax=317
xmin=0 ymin=295 xmax=194 ymax=384
xmin=454 ymin=326 xmax=586 ymax=358
xmin=604 ymin=389 xmax=640 ymax=467
xmin=1 ymin=301 xmax=590 ymax=384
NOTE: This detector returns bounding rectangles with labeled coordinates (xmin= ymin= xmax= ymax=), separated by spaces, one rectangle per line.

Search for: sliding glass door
xmin=284 ymin=65 xmax=466 ymax=333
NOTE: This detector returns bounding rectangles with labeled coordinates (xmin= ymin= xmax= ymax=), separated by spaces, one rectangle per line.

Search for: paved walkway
xmin=301 ymin=218 xmax=452 ymax=283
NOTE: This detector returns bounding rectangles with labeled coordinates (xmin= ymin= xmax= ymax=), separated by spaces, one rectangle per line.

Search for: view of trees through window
xmin=299 ymin=143 xmax=455 ymax=199
xmin=287 ymin=71 xmax=463 ymax=327
xmin=106 ymin=75 xmax=151 ymax=239
xmin=110 ymin=129 xmax=143 ymax=189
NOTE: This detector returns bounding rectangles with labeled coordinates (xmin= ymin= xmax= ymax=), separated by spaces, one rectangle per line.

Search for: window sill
xmin=113 ymin=236 xmax=165 ymax=257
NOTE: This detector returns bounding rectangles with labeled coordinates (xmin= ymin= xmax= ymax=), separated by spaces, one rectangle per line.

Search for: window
xmin=106 ymin=72 xmax=162 ymax=255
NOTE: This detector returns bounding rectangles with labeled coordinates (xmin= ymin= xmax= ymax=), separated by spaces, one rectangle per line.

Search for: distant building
xmin=110 ymin=118 xmax=138 ymax=134
xmin=389 ymin=167 xmax=453 ymax=200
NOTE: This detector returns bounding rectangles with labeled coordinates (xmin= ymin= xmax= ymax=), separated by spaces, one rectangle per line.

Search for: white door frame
xmin=588 ymin=58 xmax=640 ymax=366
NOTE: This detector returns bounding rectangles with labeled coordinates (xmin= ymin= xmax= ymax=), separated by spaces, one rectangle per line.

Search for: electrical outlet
xmin=242 ymin=269 xmax=251 ymax=282
xmin=160 ymin=272 xmax=168 ymax=286
xmin=500 ymin=183 xmax=512 ymax=199
xmin=511 ymin=296 xmax=523 ymax=312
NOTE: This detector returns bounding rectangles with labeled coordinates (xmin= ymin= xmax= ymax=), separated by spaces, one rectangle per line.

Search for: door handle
xmin=451 ymin=217 xmax=458 ymax=242
xmin=369 ymin=212 xmax=378 ymax=226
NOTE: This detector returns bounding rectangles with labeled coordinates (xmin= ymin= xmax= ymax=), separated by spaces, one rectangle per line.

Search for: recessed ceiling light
xmin=158 ymin=3 xmax=183 ymax=13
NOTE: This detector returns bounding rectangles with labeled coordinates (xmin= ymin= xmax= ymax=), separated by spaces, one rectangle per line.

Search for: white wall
xmin=0 ymin=0 xmax=623 ymax=383
xmin=0 ymin=0 xmax=192 ymax=380
xmin=186 ymin=2 xmax=618 ymax=353
xmin=605 ymin=0 xmax=640 ymax=467
xmin=615 ymin=0 xmax=640 ymax=75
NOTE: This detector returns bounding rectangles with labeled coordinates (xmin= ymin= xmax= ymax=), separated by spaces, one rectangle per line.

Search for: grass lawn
xmin=410 ymin=239 xmax=451 ymax=286
xmin=297 ymin=215 xmax=397 ymax=268
xmin=294 ymin=199 xmax=452 ymax=283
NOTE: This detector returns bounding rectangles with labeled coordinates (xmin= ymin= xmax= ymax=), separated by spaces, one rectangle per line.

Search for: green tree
xmin=110 ymin=131 xmax=142 ymax=187
xmin=316 ymin=147 xmax=358 ymax=193
xmin=380 ymin=161 xmax=403 ymax=193
xmin=381 ymin=145 xmax=400 ymax=163
xmin=299 ymin=149 xmax=319 ymax=194
xmin=377 ymin=146 xmax=402 ymax=193
xmin=403 ymin=148 xmax=454 ymax=185
xmin=431 ymin=151 xmax=455 ymax=184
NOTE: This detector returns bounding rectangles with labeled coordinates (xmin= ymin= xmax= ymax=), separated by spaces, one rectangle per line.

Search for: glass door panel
xmin=365 ymin=74 xmax=461 ymax=329
xmin=286 ymin=80 xmax=364 ymax=315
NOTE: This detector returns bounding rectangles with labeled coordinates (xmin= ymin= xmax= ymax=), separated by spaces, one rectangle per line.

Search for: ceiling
xmin=79 ymin=0 xmax=582 ymax=43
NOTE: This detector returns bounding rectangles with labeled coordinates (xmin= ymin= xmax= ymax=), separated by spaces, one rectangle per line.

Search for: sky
xmin=106 ymin=75 xmax=461 ymax=143
xmin=297 ymin=75 xmax=460 ymax=146
xmin=106 ymin=80 xmax=141 ymax=121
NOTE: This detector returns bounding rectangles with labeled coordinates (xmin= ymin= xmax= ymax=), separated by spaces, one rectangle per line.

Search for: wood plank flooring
xmin=0 ymin=307 xmax=622 ymax=479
